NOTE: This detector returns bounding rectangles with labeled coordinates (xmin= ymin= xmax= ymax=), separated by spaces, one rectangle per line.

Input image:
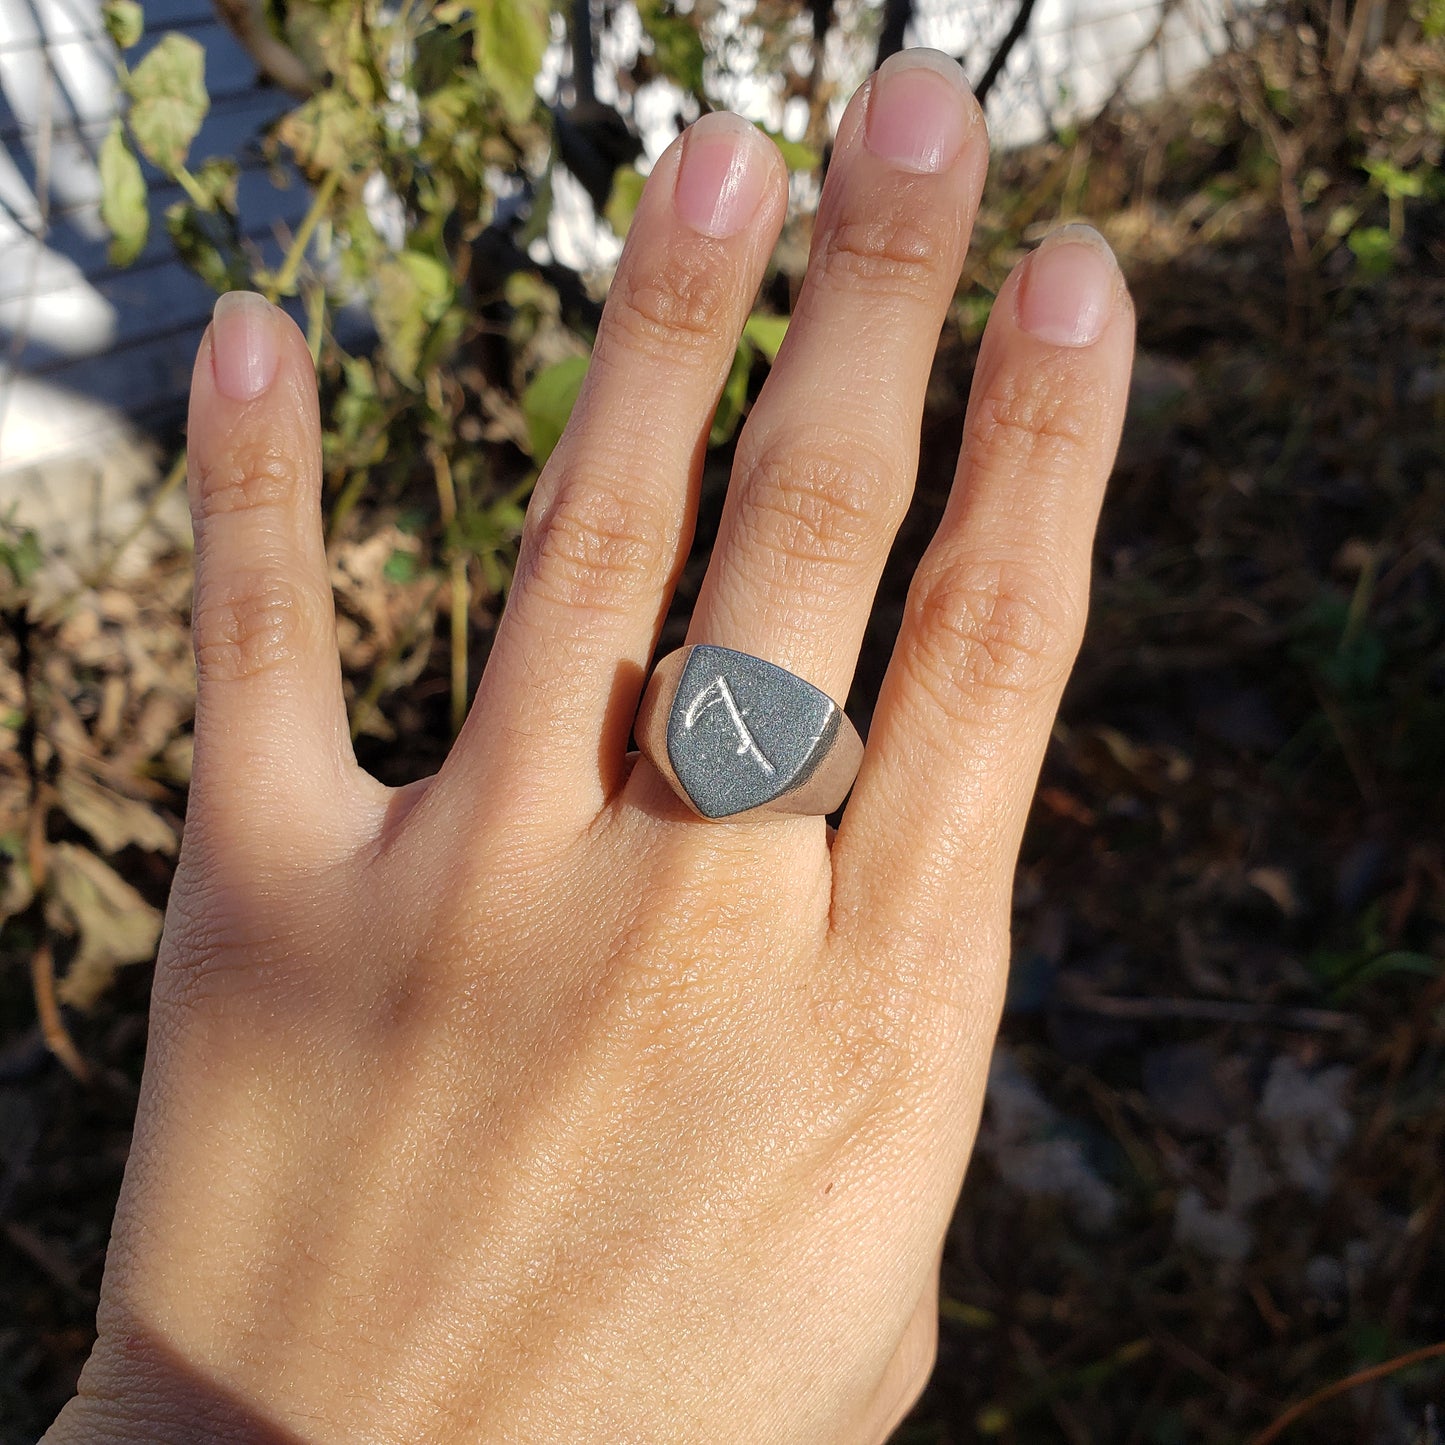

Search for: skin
xmin=47 ymin=51 xmax=1133 ymax=1445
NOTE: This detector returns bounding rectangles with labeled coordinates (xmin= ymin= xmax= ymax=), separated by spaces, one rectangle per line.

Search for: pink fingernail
xmin=1016 ymin=224 xmax=1118 ymax=347
xmin=210 ymin=291 xmax=280 ymax=401
xmin=865 ymin=48 xmax=974 ymax=174
xmin=674 ymin=112 xmax=771 ymax=239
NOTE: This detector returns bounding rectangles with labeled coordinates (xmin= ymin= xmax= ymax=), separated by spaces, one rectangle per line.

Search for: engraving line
xmin=683 ymin=676 xmax=775 ymax=776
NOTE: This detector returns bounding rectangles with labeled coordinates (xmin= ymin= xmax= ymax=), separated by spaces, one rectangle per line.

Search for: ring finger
xmin=682 ymin=49 xmax=987 ymax=706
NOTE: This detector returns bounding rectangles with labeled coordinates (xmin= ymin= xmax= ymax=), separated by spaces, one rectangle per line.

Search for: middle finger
xmin=684 ymin=50 xmax=987 ymax=704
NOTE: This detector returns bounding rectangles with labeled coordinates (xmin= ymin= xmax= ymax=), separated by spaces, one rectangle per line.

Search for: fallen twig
xmin=1061 ymin=992 xmax=1354 ymax=1032
xmin=1248 ymin=1339 xmax=1445 ymax=1444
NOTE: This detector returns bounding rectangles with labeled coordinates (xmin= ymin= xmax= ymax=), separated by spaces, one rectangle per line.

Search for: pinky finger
xmin=833 ymin=225 xmax=1134 ymax=957
xmin=184 ymin=293 xmax=369 ymax=866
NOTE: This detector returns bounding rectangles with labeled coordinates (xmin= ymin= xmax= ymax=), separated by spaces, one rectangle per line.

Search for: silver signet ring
xmin=635 ymin=646 xmax=864 ymax=820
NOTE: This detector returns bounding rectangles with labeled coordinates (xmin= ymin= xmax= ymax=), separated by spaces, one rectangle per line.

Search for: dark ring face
xmin=664 ymin=646 xmax=844 ymax=819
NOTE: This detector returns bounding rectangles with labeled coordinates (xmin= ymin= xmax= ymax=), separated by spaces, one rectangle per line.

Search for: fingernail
xmin=674 ymin=112 xmax=770 ymax=239
xmin=210 ymin=291 xmax=280 ymax=401
xmin=1016 ymin=224 xmax=1118 ymax=347
xmin=865 ymin=48 xmax=973 ymax=174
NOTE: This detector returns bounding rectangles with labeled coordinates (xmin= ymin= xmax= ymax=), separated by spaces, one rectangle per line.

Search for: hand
xmin=48 ymin=49 xmax=1133 ymax=1445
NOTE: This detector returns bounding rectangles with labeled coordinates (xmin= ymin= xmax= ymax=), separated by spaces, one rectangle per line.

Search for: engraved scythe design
xmin=682 ymin=675 xmax=775 ymax=777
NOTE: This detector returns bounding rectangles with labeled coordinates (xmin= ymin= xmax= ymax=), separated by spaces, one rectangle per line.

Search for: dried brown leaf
xmin=56 ymin=769 xmax=177 ymax=856
xmin=44 ymin=843 xmax=162 ymax=1009
xmin=1 ymin=847 xmax=35 ymax=924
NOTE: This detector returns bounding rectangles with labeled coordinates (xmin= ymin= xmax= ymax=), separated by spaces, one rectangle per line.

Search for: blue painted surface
xmin=0 ymin=0 xmax=306 ymax=461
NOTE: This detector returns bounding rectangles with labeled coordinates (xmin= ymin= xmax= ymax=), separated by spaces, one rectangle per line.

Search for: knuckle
xmin=908 ymin=553 xmax=1083 ymax=709
xmin=607 ymin=246 xmax=732 ymax=353
xmin=818 ymin=930 xmax=1006 ymax=1134
xmin=817 ymin=207 xmax=952 ymax=299
xmin=152 ymin=871 xmax=286 ymax=1017
xmin=154 ymin=847 xmax=362 ymax=1022
xmin=966 ymin=365 xmax=1093 ymax=479
xmin=736 ymin=432 xmax=903 ymax=572
xmin=191 ymin=437 xmax=299 ymax=527
xmin=192 ymin=569 xmax=331 ymax=686
xmin=521 ymin=473 xmax=669 ymax=615
xmin=845 ymin=947 xmax=970 ymax=1086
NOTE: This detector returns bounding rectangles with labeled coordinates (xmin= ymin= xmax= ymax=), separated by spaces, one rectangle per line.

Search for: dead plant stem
xmin=1249 ymin=1339 xmax=1445 ymax=1444
xmin=349 ymin=576 xmax=445 ymax=741
xmin=1334 ymin=0 xmax=1383 ymax=93
xmin=14 ymin=602 xmax=91 ymax=1081
xmin=30 ymin=940 xmax=89 ymax=1083
xmin=89 ymin=449 xmax=189 ymax=588
xmin=425 ymin=373 xmax=468 ymax=736
xmin=268 ymin=170 xmax=341 ymax=303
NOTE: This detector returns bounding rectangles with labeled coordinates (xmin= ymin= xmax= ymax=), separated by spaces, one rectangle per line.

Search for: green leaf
xmin=126 ymin=33 xmax=209 ymax=174
xmin=603 ymin=165 xmax=647 ymax=237
xmin=99 ymin=121 xmax=149 ymax=265
xmin=741 ymin=312 xmax=787 ymax=362
xmin=475 ymin=0 xmax=547 ymax=126
xmin=956 ymin=289 xmax=995 ymax=340
xmin=277 ymin=88 xmax=379 ymax=178
xmin=759 ymin=127 xmax=819 ymax=172
xmin=522 ymin=354 xmax=589 ymax=464
xmin=417 ymin=303 xmax=466 ymax=377
xmin=0 ymin=526 xmax=43 ymax=588
xmin=1363 ymin=158 xmax=1427 ymax=199
xmin=165 ymin=201 xmax=246 ymax=292
xmin=188 ymin=156 xmax=239 ymax=212
xmin=414 ymin=24 xmax=467 ymax=95
xmin=1344 ymin=951 xmax=1443 ymax=993
xmin=399 ymin=251 xmax=455 ymax=319
xmin=372 ymin=250 xmax=455 ymax=384
xmin=102 ymin=0 xmax=144 ymax=49
xmin=334 ymin=199 xmax=386 ymax=286
xmin=938 ymin=1296 xmax=997 ymax=1330
xmin=331 ymin=357 xmax=388 ymax=467
xmin=636 ymin=0 xmax=705 ymax=92
xmin=1347 ymin=225 xmax=1395 ymax=278
xmin=709 ymin=337 xmax=753 ymax=445
xmin=281 ymin=0 xmax=348 ymax=84
xmin=382 ymin=548 xmax=421 ymax=583
xmin=504 ymin=270 xmax=559 ymax=316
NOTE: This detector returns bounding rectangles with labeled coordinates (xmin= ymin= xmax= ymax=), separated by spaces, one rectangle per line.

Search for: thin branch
xmin=211 ymin=0 xmax=318 ymax=98
xmin=88 ymin=448 xmax=188 ymax=588
xmin=3 ymin=1219 xmax=94 ymax=1304
xmin=1333 ymin=0 xmax=1384 ymax=94
xmin=804 ymin=0 xmax=833 ymax=156
xmin=8 ymin=590 xmax=89 ymax=1081
xmin=348 ymin=577 xmax=444 ymax=741
xmin=31 ymin=938 xmax=90 ymax=1083
xmin=1248 ymin=1340 xmax=1445 ymax=1444
xmin=873 ymin=0 xmax=912 ymax=71
xmin=425 ymin=371 xmax=469 ymax=738
xmin=570 ymin=0 xmax=596 ymax=108
xmin=975 ymin=0 xmax=1041 ymax=108
xmin=1061 ymin=991 xmax=1355 ymax=1032
xmin=267 ymin=169 xmax=342 ymax=302
xmin=1079 ymin=0 xmax=1186 ymax=126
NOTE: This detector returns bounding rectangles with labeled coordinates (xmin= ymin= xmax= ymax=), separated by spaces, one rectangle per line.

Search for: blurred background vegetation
xmin=2 ymin=0 xmax=1443 ymax=1437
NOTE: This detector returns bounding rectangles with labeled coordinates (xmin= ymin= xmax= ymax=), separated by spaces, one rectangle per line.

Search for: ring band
xmin=635 ymin=645 xmax=863 ymax=819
